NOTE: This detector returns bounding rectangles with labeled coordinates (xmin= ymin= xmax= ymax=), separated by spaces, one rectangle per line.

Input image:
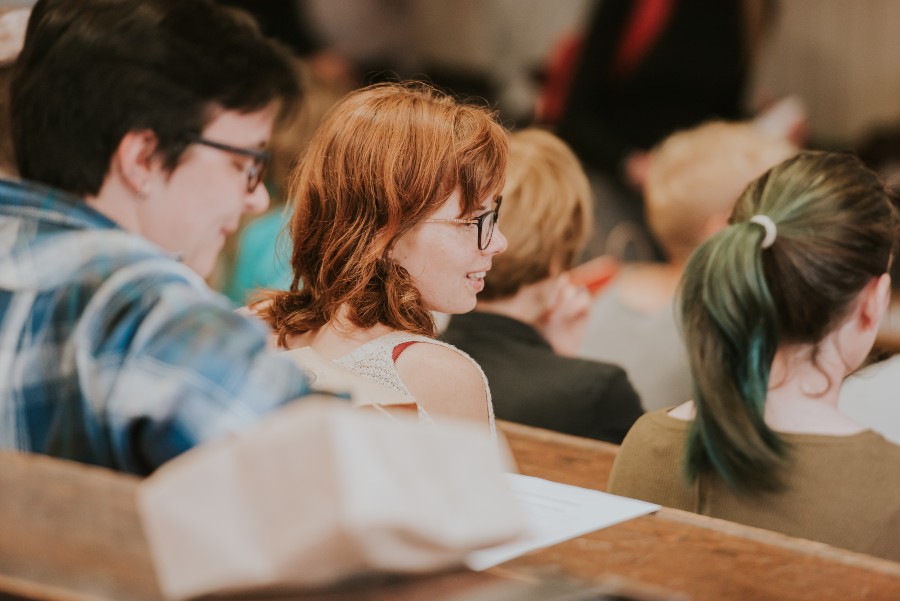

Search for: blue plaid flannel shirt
xmin=0 ymin=179 xmax=313 ymax=474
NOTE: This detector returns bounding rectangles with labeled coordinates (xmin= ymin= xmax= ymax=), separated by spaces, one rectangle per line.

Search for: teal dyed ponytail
xmin=679 ymin=152 xmax=899 ymax=493
xmin=680 ymin=214 xmax=787 ymax=491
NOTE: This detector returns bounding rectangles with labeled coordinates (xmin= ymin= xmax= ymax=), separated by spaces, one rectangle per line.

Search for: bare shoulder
xmin=394 ymin=342 xmax=490 ymax=425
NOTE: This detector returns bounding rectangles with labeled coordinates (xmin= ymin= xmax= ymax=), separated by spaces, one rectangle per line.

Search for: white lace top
xmin=334 ymin=331 xmax=496 ymax=434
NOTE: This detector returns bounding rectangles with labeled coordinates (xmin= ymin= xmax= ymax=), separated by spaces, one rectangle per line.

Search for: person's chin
xmin=187 ymin=261 xmax=214 ymax=279
xmin=450 ymin=297 xmax=478 ymax=315
xmin=184 ymin=249 xmax=220 ymax=280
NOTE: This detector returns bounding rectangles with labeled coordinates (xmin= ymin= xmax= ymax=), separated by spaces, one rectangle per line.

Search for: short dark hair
xmin=11 ymin=0 xmax=300 ymax=196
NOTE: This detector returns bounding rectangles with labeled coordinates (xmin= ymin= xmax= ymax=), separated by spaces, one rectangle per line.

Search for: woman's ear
xmin=382 ymin=242 xmax=396 ymax=264
xmin=859 ymin=272 xmax=892 ymax=331
xmin=837 ymin=274 xmax=892 ymax=375
xmin=111 ymin=130 xmax=161 ymax=198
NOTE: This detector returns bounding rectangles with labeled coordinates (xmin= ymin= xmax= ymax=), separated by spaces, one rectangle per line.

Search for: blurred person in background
xmin=556 ymin=0 xmax=773 ymax=261
xmin=442 ymin=128 xmax=642 ymax=443
xmin=580 ymin=120 xmax=796 ymax=411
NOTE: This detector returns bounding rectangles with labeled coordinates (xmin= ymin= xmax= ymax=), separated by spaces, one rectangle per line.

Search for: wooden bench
xmin=0 ymin=451 xmax=159 ymax=601
xmin=498 ymin=419 xmax=619 ymax=490
xmin=4 ymin=423 xmax=900 ymax=601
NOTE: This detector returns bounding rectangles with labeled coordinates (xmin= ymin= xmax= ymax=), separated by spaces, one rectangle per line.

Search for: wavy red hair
xmin=261 ymin=82 xmax=508 ymax=345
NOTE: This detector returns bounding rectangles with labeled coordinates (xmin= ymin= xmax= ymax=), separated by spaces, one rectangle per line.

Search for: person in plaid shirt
xmin=0 ymin=0 xmax=318 ymax=474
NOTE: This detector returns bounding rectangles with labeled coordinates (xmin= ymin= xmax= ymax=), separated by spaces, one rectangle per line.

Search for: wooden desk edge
xmin=0 ymin=573 xmax=113 ymax=601
xmin=497 ymin=420 xmax=620 ymax=455
xmin=656 ymin=507 xmax=900 ymax=576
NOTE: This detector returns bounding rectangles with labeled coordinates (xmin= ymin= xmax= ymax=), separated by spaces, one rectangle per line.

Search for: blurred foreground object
xmin=140 ymin=399 xmax=524 ymax=600
xmin=2 ymin=399 xmax=525 ymax=601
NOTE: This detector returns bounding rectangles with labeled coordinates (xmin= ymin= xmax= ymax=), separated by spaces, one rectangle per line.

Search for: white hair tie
xmin=749 ymin=215 xmax=777 ymax=249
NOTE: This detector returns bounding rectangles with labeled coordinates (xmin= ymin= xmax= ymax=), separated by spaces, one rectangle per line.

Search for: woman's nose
xmin=245 ymin=182 xmax=270 ymax=216
xmin=486 ymin=224 xmax=508 ymax=254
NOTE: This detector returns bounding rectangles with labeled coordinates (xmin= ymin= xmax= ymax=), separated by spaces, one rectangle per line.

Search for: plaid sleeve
xmin=74 ymin=258 xmax=313 ymax=474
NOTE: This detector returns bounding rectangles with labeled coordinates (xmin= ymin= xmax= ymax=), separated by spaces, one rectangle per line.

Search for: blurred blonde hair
xmin=481 ymin=128 xmax=592 ymax=300
xmin=645 ymin=121 xmax=797 ymax=263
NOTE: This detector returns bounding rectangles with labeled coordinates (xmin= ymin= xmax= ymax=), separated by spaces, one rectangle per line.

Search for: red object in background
xmin=611 ymin=0 xmax=676 ymax=80
xmin=537 ymin=0 xmax=676 ymax=124
xmin=568 ymin=255 xmax=620 ymax=296
xmin=536 ymin=32 xmax=584 ymax=125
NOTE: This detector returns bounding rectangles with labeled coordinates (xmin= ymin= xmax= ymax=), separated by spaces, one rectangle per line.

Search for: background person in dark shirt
xmin=555 ymin=0 xmax=771 ymax=261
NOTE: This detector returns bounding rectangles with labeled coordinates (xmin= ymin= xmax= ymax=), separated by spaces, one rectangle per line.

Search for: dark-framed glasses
xmin=424 ymin=196 xmax=502 ymax=250
xmin=191 ymin=137 xmax=271 ymax=193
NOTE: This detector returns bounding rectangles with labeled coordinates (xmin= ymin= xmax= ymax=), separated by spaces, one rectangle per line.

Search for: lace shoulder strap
xmin=335 ymin=331 xmax=496 ymax=434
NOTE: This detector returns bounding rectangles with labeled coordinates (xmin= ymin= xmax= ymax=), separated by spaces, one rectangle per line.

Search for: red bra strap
xmin=392 ymin=340 xmax=419 ymax=363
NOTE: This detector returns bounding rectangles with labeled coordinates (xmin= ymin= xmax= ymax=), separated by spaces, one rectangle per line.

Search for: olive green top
xmin=608 ymin=410 xmax=900 ymax=561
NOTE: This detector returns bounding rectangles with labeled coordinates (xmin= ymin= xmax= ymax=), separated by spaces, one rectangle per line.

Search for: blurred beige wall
xmin=752 ymin=0 xmax=900 ymax=145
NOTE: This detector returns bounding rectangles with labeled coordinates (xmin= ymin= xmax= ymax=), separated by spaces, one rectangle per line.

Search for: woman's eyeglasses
xmin=424 ymin=196 xmax=502 ymax=250
xmin=191 ymin=137 xmax=271 ymax=193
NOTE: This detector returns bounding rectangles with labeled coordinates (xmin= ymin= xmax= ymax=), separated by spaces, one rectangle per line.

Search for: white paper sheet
xmin=465 ymin=474 xmax=659 ymax=570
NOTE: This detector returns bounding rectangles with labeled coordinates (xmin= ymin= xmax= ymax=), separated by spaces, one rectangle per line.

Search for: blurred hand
xmin=536 ymin=275 xmax=592 ymax=357
xmin=623 ymin=150 xmax=654 ymax=191
xmin=753 ymin=95 xmax=808 ymax=148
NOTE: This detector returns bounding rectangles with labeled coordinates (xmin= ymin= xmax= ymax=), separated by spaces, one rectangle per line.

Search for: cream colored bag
xmin=137 ymin=398 xmax=524 ymax=601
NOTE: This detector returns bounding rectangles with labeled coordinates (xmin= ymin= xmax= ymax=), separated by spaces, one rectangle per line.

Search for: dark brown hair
xmin=12 ymin=0 xmax=299 ymax=196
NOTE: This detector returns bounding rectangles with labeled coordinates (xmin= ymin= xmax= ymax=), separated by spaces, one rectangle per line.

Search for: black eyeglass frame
xmin=423 ymin=196 xmax=503 ymax=251
xmin=191 ymin=137 xmax=271 ymax=193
